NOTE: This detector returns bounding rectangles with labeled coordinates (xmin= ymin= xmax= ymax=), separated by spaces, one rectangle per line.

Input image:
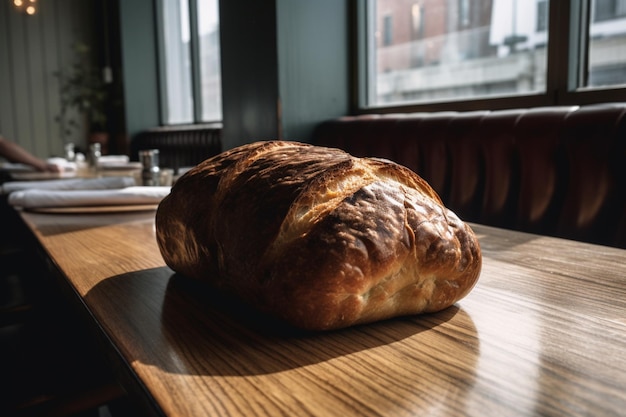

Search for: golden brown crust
xmin=156 ymin=141 xmax=481 ymax=330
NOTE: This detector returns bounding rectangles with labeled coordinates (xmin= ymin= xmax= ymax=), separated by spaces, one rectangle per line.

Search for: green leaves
xmin=55 ymin=42 xmax=108 ymax=139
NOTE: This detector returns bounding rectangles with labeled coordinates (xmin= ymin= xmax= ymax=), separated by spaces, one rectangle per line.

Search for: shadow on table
xmin=85 ymin=267 xmax=480 ymax=378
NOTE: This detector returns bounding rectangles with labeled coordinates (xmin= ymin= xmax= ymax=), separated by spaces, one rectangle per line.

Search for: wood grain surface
xmin=18 ymin=210 xmax=626 ymax=417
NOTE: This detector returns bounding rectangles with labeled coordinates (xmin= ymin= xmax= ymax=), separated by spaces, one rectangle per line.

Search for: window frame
xmin=354 ymin=0 xmax=626 ymax=114
xmin=155 ymin=0 xmax=222 ymax=125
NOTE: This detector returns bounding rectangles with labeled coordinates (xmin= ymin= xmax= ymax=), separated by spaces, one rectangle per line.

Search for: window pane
xmin=196 ymin=0 xmax=222 ymax=122
xmin=161 ymin=0 xmax=194 ymax=124
xmin=366 ymin=0 xmax=549 ymax=107
xmin=587 ymin=0 xmax=626 ymax=88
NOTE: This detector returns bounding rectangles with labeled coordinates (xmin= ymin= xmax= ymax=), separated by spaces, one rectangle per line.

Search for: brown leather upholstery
xmin=557 ymin=104 xmax=626 ymax=246
xmin=445 ymin=111 xmax=489 ymax=221
xmin=411 ymin=113 xmax=456 ymax=202
xmin=477 ymin=109 xmax=521 ymax=228
xmin=311 ymin=104 xmax=626 ymax=248
xmin=513 ymin=107 xmax=575 ymax=235
xmin=392 ymin=114 xmax=426 ymax=173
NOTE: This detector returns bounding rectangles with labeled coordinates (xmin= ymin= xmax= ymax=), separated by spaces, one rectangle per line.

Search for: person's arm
xmin=0 ymin=135 xmax=61 ymax=173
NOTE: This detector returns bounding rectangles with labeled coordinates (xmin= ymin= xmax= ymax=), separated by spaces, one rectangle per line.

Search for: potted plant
xmin=55 ymin=42 xmax=109 ymax=153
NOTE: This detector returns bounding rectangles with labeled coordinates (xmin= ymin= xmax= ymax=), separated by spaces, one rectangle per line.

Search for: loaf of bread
xmin=156 ymin=141 xmax=481 ymax=330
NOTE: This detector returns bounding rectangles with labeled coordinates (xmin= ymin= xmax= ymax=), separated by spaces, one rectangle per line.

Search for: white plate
xmin=98 ymin=162 xmax=142 ymax=170
xmin=10 ymin=171 xmax=77 ymax=181
xmin=25 ymin=204 xmax=159 ymax=214
xmin=0 ymin=162 xmax=34 ymax=173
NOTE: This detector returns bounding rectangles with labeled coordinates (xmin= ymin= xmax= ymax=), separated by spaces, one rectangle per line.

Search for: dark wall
xmin=218 ymin=0 xmax=350 ymax=150
xmin=118 ymin=0 xmax=160 ymax=142
xmin=218 ymin=0 xmax=281 ymax=150
xmin=276 ymin=0 xmax=350 ymax=143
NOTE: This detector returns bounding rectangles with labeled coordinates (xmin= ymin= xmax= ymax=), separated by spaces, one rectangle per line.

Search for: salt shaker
xmin=139 ymin=149 xmax=161 ymax=186
xmin=88 ymin=143 xmax=101 ymax=173
xmin=64 ymin=143 xmax=76 ymax=162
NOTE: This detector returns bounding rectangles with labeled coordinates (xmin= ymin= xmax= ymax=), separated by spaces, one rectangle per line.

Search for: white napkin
xmin=1 ymin=158 xmax=76 ymax=172
xmin=0 ymin=162 xmax=35 ymax=172
xmin=98 ymin=155 xmax=130 ymax=167
xmin=1 ymin=176 xmax=136 ymax=194
xmin=47 ymin=157 xmax=77 ymax=172
xmin=8 ymin=186 xmax=171 ymax=208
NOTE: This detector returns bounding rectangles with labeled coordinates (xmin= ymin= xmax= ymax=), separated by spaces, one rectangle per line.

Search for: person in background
xmin=0 ymin=134 xmax=61 ymax=173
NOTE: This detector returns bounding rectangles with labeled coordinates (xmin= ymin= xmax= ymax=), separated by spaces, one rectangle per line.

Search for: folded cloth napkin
xmin=98 ymin=155 xmax=130 ymax=167
xmin=98 ymin=155 xmax=130 ymax=168
xmin=0 ymin=162 xmax=35 ymax=172
xmin=1 ymin=158 xmax=76 ymax=172
xmin=47 ymin=157 xmax=78 ymax=171
xmin=1 ymin=176 xmax=136 ymax=194
xmin=8 ymin=186 xmax=171 ymax=209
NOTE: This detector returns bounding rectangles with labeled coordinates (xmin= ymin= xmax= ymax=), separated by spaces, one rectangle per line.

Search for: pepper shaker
xmin=65 ymin=142 xmax=76 ymax=162
xmin=139 ymin=149 xmax=161 ymax=186
xmin=88 ymin=143 xmax=101 ymax=174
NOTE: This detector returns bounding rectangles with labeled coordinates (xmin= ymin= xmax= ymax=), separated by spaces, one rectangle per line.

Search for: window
xmin=383 ymin=14 xmax=393 ymax=46
xmin=588 ymin=0 xmax=626 ymax=87
xmin=157 ymin=0 xmax=222 ymax=124
xmin=594 ymin=0 xmax=626 ymax=21
xmin=459 ymin=0 xmax=471 ymax=27
xmin=360 ymin=0 xmax=626 ymax=111
xmin=196 ymin=0 xmax=222 ymax=121
xmin=411 ymin=4 xmax=425 ymax=40
xmin=410 ymin=3 xmax=426 ymax=67
xmin=537 ymin=0 xmax=548 ymax=31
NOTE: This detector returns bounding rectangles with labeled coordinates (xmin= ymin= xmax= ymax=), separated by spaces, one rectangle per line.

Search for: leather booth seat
xmin=312 ymin=104 xmax=626 ymax=248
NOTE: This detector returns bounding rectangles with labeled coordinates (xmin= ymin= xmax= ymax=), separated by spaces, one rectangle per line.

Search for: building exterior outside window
xmin=367 ymin=0 xmax=626 ymax=108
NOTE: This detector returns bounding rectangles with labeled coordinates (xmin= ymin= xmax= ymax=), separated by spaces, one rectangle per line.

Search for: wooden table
xmin=17 ymin=209 xmax=626 ymax=417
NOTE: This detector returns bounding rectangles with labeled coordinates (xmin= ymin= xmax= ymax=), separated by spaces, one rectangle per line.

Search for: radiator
xmin=131 ymin=123 xmax=222 ymax=173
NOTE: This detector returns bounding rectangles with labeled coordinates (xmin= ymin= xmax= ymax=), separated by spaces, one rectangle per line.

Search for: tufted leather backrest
xmin=311 ymin=104 xmax=626 ymax=248
xmin=557 ymin=104 xmax=626 ymax=246
xmin=513 ymin=107 xmax=576 ymax=235
xmin=445 ymin=111 xmax=489 ymax=221
xmin=476 ymin=109 xmax=521 ymax=228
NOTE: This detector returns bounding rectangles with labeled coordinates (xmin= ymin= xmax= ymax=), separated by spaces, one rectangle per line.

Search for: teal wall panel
xmin=277 ymin=0 xmax=349 ymax=143
xmin=218 ymin=0 xmax=280 ymax=150
xmin=119 ymin=0 xmax=160 ymax=141
xmin=219 ymin=0 xmax=349 ymax=151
